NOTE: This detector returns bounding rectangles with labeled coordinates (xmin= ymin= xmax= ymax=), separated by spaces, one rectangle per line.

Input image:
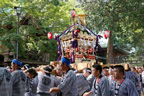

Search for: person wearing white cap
xmin=0 ymin=54 xmax=12 ymax=96
xmin=83 ymin=68 xmax=95 ymax=89
xmin=103 ymin=67 xmax=113 ymax=90
xmin=103 ymin=67 xmax=110 ymax=77
xmin=11 ymin=59 xmax=27 ymax=96
xmin=22 ymin=64 xmax=30 ymax=72
xmin=108 ymin=66 xmax=116 ymax=95
xmin=49 ymin=57 xmax=78 ymax=96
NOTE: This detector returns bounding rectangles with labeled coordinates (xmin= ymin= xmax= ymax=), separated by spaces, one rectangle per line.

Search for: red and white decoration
xmin=48 ymin=32 xmax=53 ymax=39
xmin=104 ymin=30 xmax=109 ymax=38
xmin=71 ymin=9 xmax=75 ymax=18
xmin=74 ymin=29 xmax=80 ymax=34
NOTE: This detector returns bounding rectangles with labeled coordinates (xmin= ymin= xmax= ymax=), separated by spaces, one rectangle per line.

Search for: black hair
xmin=48 ymin=65 xmax=54 ymax=70
xmin=23 ymin=64 xmax=30 ymax=70
xmin=103 ymin=67 xmax=109 ymax=69
xmin=43 ymin=66 xmax=52 ymax=76
xmin=71 ymin=68 xmax=76 ymax=71
xmin=27 ymin=68 xmax=38 ymax=78
xmin=0 ymin=54 xmax=4 ymax=65
xmin=114 ymin=65 xmax=125 ymax=75
xmin=127 ymin=64 xmax=131 ymax=71
xmin=110 ymin=66 xmax=114 ymax=69
xmin=92 ymin=64 xmax=102 ymax=74
xmin=132 ymin=67 xmax=136 ymax=70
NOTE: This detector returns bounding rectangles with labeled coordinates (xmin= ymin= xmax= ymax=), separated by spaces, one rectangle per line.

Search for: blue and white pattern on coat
xmin=112 ymin=78 xmax=139 ymax=96
xmin=58 ymin=70 xmax=78 ymax=96
xmin=0 ymin=67 xmax=12 ymax=96
xmin=91 ymin=75 xmax=110 ymax=96
xmin=11 ymin=69 xmax=27 ymax=96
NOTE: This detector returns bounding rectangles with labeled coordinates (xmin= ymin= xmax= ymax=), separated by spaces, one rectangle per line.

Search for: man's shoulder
xmin=12 ymin=70 xmax=26 ymax=76
xmin=0 ymin=67 xmax=8 ymax=72
xmin=124 ymin=78 xmax=131 ymax=82
xmin=0 ymin=68 xmax=11 ymax=76
xmin=101 ymin=75 xmax=108 ymax=80
xmin=76 ymin=73 xmax=85 ymax=79
xmin=68 ymin=70 xmax=75 ymax=74
xmin=125 ymin=71 xmax=134 ymax=75
xmin=11 ymin=70 xmax=20 ymax=75
xmin=123 ymin=78 xmax=135 ymax=86
xmin=99 ymin=76 xmax=109 ymax=84
xmin=65 ymin=70 xmax=76 ymax=77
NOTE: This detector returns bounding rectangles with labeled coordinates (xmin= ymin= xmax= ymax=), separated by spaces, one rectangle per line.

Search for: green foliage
xmin=83 ymin=0 xmax=144 ymax=63
xmin=0 ymin=0 xmax=83 ymax=62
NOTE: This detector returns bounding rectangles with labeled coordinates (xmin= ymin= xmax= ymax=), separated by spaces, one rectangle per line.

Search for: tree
xmin=83 ymin=0 xmax=144 ymax=64
xmin=0 ymin=0 xmax=83 ymax=62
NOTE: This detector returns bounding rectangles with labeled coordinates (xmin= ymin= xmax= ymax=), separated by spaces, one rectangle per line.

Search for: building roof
xmin=97 ymin=32 xmax=129 ymax=56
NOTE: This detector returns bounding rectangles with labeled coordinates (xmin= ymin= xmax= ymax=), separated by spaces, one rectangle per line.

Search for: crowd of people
xmin=0 ymin=54 xmax=144 ymax=96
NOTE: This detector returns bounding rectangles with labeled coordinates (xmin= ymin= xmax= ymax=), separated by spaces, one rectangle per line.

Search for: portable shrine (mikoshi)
xmin=53 ymin=14 xmax=103 ymax=70
xmin=55 ymin=23 xmax=103 ymax=64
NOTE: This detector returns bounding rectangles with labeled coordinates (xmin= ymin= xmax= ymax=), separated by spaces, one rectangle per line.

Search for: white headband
xmin=43 ymin=70 xmax=50 ymax=73
xmin=106 ymin=69 xmax=109 ymax=71
xmin=24 ymin=65 xmax=29 ymax=69
xmin=87 ymin=70 xmax=91 ymax=73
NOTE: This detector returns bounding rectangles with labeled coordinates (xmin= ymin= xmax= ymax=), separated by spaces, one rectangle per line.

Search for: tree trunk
xmin=107 ymin=30 xmax=114 ymax=64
